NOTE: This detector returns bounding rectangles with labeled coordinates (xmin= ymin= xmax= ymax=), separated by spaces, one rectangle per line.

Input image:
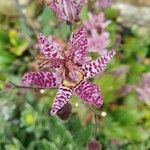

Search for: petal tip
xmin=37 ymin=33 xmax=44 ymax=40
xmin=50 ymin=108 xmax=57 ymax=116
xmin=97 ymin=97 xmax=103 ymax=108
xmin=107 ymin=49 xmax=116 ymax=59
xmin=21 ymin=73 xmax=31 ymax=86
xmin=47 ymin=0 xmax=53 ymax=7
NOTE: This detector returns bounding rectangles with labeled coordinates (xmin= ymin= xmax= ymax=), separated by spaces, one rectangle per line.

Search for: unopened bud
xmin=57 ymin=103 xmax=72 ymax=121
xmin=87 ymin=140 xmax=102 ymax=150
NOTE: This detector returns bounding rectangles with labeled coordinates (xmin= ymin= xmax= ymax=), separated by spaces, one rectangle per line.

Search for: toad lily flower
xmin=47 ymin=0 xmax=85 ymax=23
xmin=22 ymin=25 xmax=116 ymax=116
xmin=84 ymin=12 xmax=111 ymax=55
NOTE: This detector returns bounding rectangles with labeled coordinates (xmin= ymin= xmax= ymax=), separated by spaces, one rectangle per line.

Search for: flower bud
xmin=57 ymin=103 xmax=72 ymax=121
xmin=87 ymin=140 xmax=102 ymax=150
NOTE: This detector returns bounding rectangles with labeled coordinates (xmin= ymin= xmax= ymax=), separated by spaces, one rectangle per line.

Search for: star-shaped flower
xmin=47 ymin=0 xmax=85 ymax=23
xmin=22 ymin=25 xmax=116 ymax=116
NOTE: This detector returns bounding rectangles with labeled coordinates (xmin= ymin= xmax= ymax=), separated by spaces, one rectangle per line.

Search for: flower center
xmin=62 ymin=62 xmax=84 ymax=88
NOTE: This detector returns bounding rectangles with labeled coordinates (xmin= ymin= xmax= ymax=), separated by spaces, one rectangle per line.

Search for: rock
xmin=112 ymin=2 xmax=150 ymax=27
xmin=113 ymin=0 xmax=150 ymax=6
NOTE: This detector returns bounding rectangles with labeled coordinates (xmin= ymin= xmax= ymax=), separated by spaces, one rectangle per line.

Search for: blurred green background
xmin=0 ymin=0 xmax=150 ymax=150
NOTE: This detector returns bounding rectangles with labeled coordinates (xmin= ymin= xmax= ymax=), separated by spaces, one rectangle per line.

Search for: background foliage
xmin=0 ymin=0 xmax=150 ymax=150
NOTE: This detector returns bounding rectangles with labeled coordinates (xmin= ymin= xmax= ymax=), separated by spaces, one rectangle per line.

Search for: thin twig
xmin=93 ymin=113 xmax=98 ymax=138
xmin=8 ymin=81 xmax=51 ymax=90
xmin=81 ymin=102 xmax=100 ymax=138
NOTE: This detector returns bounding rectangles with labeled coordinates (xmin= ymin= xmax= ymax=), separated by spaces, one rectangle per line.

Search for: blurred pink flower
xmin=111 ymin=139 xmax=120 ymax=145
xmin=136 ymin=73 xmax=150 ymax=106
xmin=88 ymin=31 xmax=109 ymax=55
xmin=96 ymin=0 xmax=111 ymax=8
xmin=47 ymin=0 xmax=85 ymax=23
xmin=22 ymin=25 xmax=116 ymax=116
xmin=84 ymin=12 xmax=111 ymax=55
xmin=85 ymin=13 xmax=110 ymax=31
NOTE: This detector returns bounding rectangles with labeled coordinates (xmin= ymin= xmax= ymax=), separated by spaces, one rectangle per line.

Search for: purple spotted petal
xmin=22 ymin=72 xmax=62 ymax=88
xmin=71 ymin=0 xmax=85 ymax=19
xmin=82 ymin=50 xmax=116 ymax=78
xmin=48 ymin=0 xmax=85 ymax=22
xmin=37 ymin=33 xmax=63 ymax=59
xmin=75 ymin=81 xmax=103 ymax=107
xmin=67 ymin=25 xmax=88 ymax=64
xmin=50 ymin=86 xmax=73 ymax=115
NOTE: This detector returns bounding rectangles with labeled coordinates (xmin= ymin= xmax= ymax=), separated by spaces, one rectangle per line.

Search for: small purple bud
xmin=87 ymin=140 xmax=102 ymax=150
xmin=57 ymin=103 xmax=72 ymax=121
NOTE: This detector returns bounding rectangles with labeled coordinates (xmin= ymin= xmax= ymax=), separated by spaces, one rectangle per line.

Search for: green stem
xmin=93 ymin=113 xmax=98 ymax=139
xmin=70 ymin=24 xmax=73 ymax=32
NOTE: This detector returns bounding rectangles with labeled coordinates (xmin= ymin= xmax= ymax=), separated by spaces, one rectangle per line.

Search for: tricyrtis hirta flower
xmin=22 ymin=25 xmax=116 ymax=116
xmin=47 ymin=0 xmax=85 ymax=23
xmin=84 ymin=12 xmax=110 ymax=55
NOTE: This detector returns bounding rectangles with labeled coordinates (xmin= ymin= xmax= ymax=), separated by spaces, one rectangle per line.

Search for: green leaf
xmin=0 ymin=49 xmax=16 ymax=65
xmin=0 ymin=74 xmax=7 ymax=82
xmin=37 ymin=139 xmax=59 ymax=150
xmin=80 ymin=5 xmax=88 ymax=20
xmin=40 ymin=7 xmax=56 ymax=35
xmin=111 ymin=108 xmax=138 ymax=126
xmin=104 ymin=8 xmax=120 ymax=19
